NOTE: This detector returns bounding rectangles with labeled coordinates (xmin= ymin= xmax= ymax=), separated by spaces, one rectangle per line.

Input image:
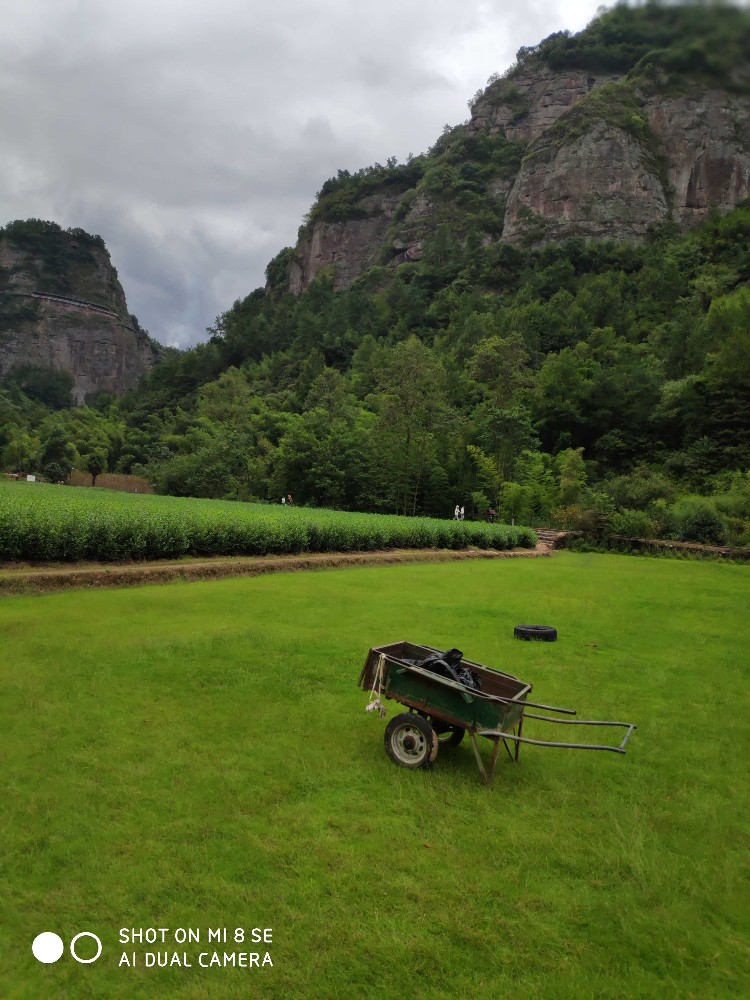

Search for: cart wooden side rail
xmin=359 ymin=641 xmax=637 ymax=784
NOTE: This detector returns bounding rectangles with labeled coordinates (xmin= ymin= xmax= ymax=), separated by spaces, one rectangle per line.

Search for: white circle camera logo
xmin=32 ymin=931 xmax=102 ymax=964
xmin=32 ymin=933 xmax=64 ymax=964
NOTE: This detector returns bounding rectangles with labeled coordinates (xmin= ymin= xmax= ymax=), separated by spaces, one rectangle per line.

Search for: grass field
xmin=0 ymin=481 xmax=535 ymax=562
xmin=1 ymin=553 xmax=748 ymax=999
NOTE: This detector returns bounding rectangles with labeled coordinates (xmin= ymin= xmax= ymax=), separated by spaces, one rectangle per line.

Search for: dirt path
xmin=0 ymin=544 xmax=551 ymax=594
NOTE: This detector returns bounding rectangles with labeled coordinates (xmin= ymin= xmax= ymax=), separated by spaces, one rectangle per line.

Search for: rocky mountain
xmin=0 ymin=220 xmax=160 ymax=404
xmin=287 ymin=4 xmax=750 ymax=293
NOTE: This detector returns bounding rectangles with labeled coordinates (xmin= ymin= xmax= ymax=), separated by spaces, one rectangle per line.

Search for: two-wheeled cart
xmin=359 ymin=641 xmax=636 ymax=785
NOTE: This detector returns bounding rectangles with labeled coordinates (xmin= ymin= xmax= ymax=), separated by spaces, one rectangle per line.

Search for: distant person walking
xmin=281 ymin=496 xmax=286 ymax=505
xmin=287 ymin=494 xmax=293 ymax=506
xmin=459 ymin=506 xmax=465 ymax=521
xmin=454 ymin=505 xmax=460 ymax=520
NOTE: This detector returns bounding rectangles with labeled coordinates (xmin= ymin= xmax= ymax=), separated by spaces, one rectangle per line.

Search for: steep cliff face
xmin=502 ymin=82 xmax=750 ymax=245
xmin=0 ymin=297 xmax=158 ymax=405
xmin=649 ymin=91 xmax=750 ymax=229
xmin=286 ymin=8 xmax=750 ymax=294
xmin=502 ymin=117 xmax=670 ymax=244
xmin=0 ymin=222 xmax=159 ymax=404
xmin=468 ymin=61 xmax=621 ymax=144
xmin=289 ymin=192 xmax=402 ymax=292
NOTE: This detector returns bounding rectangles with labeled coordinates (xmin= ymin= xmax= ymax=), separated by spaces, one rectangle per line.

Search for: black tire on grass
xmin=514 ymin=624 xmax=558 ymax=642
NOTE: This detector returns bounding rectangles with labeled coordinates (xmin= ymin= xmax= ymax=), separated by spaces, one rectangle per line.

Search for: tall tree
xmin=372 ymin=336 xmax=452 ymax=515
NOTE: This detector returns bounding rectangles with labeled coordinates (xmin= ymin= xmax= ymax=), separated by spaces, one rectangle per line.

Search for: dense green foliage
xmin=0 ymin=219 xmax=113 ymax=303
xmin=0 ymin=218 xmax=105 ymax=253
xmin=1 ymin=556 xmax=748 ymax=997
xmin=2 ymin=364 xmax=74 ymax=410
xmin=525 ymin=0 xmax=750 ymax=86
xmin=115 ymin=204 xmax=750 ymax=539
xmin=0 ymin=481 xmax=535 ymax=562
xmin=302 ymin=157 xmax=427 ymax=229
xmin=3 ymin=201 xmax=749 ymax=540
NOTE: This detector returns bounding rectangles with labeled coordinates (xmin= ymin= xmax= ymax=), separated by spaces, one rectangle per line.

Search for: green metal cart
xmin=359 ymin=641 xmax=636 ymax=784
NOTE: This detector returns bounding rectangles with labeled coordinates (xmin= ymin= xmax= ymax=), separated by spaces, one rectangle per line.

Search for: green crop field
xmin=0 ymin=481 xmax=535 ymax=562
xmin=1 ymin=553 xmax=748 ymax=999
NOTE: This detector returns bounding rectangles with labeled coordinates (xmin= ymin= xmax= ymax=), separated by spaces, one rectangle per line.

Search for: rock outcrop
xmin=502 ymin=115 xmax=671 ymax=244
xmin=503 ymin=83 xmax=750 ymax=246
xmin=648 ymin=91 xmax=750 ymax=229
xmin=290 ymin=193 xmax=402 ymax=292
xmin=286 ymin=25 xmax=750 ymax=294
xmin=468 ymin=62 xmax=621 ymax=144
xmin=0 ymin=223 xmax=159 ymax=403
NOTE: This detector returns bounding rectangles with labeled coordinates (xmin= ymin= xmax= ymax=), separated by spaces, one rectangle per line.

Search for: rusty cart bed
xmin=359 ymin=641 xmax=636 ymax=784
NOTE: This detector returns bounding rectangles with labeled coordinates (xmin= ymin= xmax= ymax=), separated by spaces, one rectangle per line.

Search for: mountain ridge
xmin=285 ymin=3 xmax=750 ymax=293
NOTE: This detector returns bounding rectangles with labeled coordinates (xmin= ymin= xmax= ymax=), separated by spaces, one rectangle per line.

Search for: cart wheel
xmin=384 ymin=713 xmax=438 ymax=769
xmin=437 ymin=725 xmax=465 ymax=747
xmin=416 ymin=712 xmax=465 ymax=748
xmin=514 ymin=624 xmax=557 ymax=642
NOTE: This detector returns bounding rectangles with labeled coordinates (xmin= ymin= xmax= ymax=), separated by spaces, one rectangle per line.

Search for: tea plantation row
xmin=0 ymin=482 xmax=537 ymax=562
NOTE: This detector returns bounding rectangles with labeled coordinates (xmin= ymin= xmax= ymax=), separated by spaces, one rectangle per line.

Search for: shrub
xmin=604 ymin=468 xmax=676 ymax=511
xmin=609 ymin=509 xmax=657 ymax=539
xmin=726 ymin=517 xmax=750 ymax=547
xmin=551 ymin=505 xmax=609 ymax=535
xmin=670 ymin=498 xmax=729 ymax=546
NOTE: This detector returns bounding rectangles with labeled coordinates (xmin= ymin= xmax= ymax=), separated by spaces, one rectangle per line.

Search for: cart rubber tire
xmin=514 ymin=624 xmax=558 ymax=642
xmin=417 ymin=712 xmax=465 ymax=748
xmin=437 ymin=725 xmax=465 ymax=747
xmin=384 ymin=713 xmax=439 ymax=769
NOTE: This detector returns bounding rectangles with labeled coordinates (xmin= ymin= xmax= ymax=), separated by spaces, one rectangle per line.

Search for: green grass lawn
xmin=1 ymin=553 xmax=748 ymax=999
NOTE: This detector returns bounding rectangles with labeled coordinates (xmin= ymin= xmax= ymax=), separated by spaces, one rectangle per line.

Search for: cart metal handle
xmin=477 ymin=719 xmax=637 ymax=753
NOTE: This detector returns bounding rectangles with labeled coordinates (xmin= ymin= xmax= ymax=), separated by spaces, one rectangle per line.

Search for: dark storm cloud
xmin=0 ymin=0 xmax=604 ymax=347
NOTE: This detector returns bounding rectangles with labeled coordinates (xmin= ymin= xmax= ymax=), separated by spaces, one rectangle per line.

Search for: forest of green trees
xmin=3 ymin=201 xmax=749 ymax=546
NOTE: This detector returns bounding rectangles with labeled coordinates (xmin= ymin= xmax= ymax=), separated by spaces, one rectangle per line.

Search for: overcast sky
xmin=1 ymin=0 xmax=607 ymax=348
